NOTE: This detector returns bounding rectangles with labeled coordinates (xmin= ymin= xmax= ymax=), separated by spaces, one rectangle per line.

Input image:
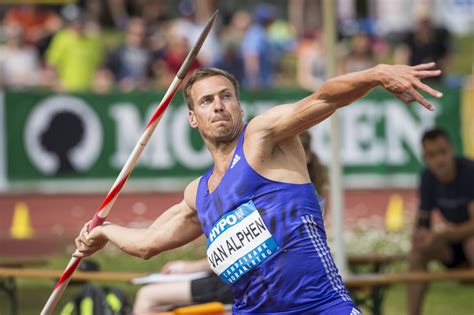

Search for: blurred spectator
xmin=338 ymin=32 xmax=376 ymax=75
xmin=212 ymin=10 xmax=251 ymax=84
xmin=106 ymin=17 xmax=151 ymax=91
xmin=267 ymin=17 xmax=296 ymax=54
xmin=3 ymin=4 xmax=62 ymax=57
xmin=0 ymin=23 xmax=42 ymax=89
xmin=45 ymin=8 xmax=103 ymax=92
xmin=93 ymin=67 xmax=114 ymax=94
xmin=407 ymin=128 xmax=474 ymax=315
xmin=296 ymin=30 xmax=326 ymax=91
xmin=168 ymin=0 xmax=219 ymax=66
xmin=394 ymin=9 xmax=452 ymax=79
xmin=154 ymin=35 xmax=202 ymax=88
xmin=91 ymin=0 xmax=169 ymax=29
xmin=133 ymin=259 xmax=232 ymax=313
xmin=241 ymin=3 xmax=278 ymax=89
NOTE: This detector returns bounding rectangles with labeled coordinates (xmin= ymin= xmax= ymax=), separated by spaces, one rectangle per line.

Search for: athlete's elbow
xmin=140 ymin=250 xmax=155 ymax=260
xmin=139 ymin=244 xmax=161 ymax=260
xmin=136 ymin=234 xmax=162 ymax=260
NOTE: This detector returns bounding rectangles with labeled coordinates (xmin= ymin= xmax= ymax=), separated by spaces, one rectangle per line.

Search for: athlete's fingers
xmin=407 ymin=88 xmax=435 ymax=111
xmin=414 ymin=70 xmax=442 ymax=79
xmin=413 ymin=62 xmax=437 ymax=70
xmin=414 ymin=81 xmax=443 ymax=98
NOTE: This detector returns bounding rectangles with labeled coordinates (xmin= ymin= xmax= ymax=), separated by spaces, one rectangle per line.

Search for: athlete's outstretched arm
xmin=74 ymin=179 xmax=202 ymax=260
xmin=250 ymin=62 xmax=442 ymax=143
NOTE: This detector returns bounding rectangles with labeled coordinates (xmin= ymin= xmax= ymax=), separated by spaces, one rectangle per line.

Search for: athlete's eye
xmin=201 ymin=96 xmax=213 ymax=105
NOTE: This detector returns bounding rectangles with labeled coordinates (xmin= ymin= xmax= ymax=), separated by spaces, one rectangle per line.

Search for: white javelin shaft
xmin=41 ymin=10 xmax=218 ymax=315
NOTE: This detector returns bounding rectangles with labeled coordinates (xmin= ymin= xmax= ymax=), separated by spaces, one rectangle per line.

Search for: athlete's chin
xmin=212 ymin=128 xmax=234 ymax=142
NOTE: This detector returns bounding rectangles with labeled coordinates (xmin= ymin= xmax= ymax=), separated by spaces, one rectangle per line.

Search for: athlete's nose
xmin=213 ymin=97 xmax=225 ymax=112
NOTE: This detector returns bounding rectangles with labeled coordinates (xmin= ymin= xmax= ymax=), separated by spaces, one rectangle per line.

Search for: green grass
xmin=377 ymin=282 xmax=474 ymax=315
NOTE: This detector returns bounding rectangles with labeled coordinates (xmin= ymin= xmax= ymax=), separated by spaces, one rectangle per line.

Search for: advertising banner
xmin=2 ymin=87 xmax=463 ymax=191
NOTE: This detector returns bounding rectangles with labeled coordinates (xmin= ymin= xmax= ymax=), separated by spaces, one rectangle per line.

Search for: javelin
xmin=40 ymin=10 xmax=219 ymax=315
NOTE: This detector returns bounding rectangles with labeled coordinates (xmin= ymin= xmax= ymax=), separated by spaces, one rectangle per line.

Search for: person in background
xmin=296 ymin=30 xmax=326 ymax=91
xmin=153 ymin=35 xmax=203 ymax=88
xmin=407 ymin=128 xmax=474 ymax=315
xmin=212 ymin=10 xmax=251 ymax=85
xmin=3 ymin=4 xmax=62 ymax=57
xmin=338 ymin=32 xmax=376 ymax=75
xmin=241 ymin=3 xmax=277 ymax=89
xmin=45 ymin=8 xmax=103 ymax=92
xmin=133 ymin=258 xmax=232 ymax=313
xmin=0 ymin=23 xmax=42 ymax=89
xmin=106 ymin=17 xmax=151 ymax=91
xmin=394 ymin=9 xmax=452 ymax=81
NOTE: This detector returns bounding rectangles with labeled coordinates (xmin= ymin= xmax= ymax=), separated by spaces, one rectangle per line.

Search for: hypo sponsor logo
xmin=209 ymin=211 xmax=241 ymax=243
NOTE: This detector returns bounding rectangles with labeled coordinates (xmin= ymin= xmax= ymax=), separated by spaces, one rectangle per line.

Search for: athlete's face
xmin=188 ymin=75 xmax=244 ymax=142
xmin=422 ymin=136 xmax=456 ymax=181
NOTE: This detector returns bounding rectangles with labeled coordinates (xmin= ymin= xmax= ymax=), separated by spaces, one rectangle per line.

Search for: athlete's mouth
xmin=211 ymin=115 xmax=230 ymax=123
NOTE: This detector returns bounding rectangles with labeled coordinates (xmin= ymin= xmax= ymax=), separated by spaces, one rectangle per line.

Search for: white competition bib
xmin=206 ymin=200 xmax=279 ymax=285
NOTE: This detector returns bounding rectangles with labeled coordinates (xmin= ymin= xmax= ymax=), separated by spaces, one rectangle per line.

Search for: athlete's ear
xmin=188 ymin=110 xmax=198 ymax=128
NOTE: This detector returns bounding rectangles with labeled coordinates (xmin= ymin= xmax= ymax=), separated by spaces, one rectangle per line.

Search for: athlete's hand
xmin=375 ymin=62 xmax=442 ymax=111
xmin=73 ymin=221 xmax=110 ymax=258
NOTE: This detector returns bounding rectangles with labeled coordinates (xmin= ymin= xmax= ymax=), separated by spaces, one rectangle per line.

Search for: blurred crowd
xmin=0 ymin=0 xmax=458 ymax=93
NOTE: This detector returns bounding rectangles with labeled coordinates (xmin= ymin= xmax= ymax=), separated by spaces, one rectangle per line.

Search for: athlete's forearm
xmin=96 ymin=204 xmax=201 ymax=260
xmin=99 ymin=224 xmax=153 ymax=258
xmin=314 ymin=66 xmax=381 ymax=110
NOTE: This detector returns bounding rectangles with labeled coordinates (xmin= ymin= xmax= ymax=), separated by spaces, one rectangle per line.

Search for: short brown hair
xmin=183 ymin=68 xmax=240 ymax=109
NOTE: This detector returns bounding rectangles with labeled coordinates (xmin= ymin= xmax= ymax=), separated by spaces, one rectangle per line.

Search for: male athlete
xmin=75 ymin=63 xmax=442 ymax=314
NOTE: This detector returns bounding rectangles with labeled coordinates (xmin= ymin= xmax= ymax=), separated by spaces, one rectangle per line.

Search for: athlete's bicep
xmin=248 ymin=96 xmax=334 ymax=144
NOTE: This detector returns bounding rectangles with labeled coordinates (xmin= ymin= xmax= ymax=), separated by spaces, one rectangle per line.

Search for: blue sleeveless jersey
xmin=196 ymin=129 xmax=358 ymax=314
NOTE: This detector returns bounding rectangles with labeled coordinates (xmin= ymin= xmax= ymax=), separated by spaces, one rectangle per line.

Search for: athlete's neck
xmin=208 ymin=122 xmax=244 ymax=174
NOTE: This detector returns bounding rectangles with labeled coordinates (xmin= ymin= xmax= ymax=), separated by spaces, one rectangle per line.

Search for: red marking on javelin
xmin=98 ymin=174 xmax=130 ymax=211
xmin=55 ymin=258 xmax=81 ymax=288
xmin=146 ymin=85 xmax=179 ymax=129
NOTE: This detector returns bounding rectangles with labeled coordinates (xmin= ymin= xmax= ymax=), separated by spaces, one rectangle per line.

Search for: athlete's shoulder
xmin=184 ymin=177 xmax=202 ymax=211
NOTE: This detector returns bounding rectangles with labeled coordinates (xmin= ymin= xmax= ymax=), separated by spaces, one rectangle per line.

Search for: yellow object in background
xmin=461 ymin=75 xmax=474 ymax=159
xmin=385 ymin=194 xmax=404 ymax=232
xmin=174 ymin=302 xmax=225 ymax=314
xmin=10 ymin=202 xmax=34 ymax=239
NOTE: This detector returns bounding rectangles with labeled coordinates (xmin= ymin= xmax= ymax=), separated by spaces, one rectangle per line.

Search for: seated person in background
xmin=133 ymin=258 xmax=232 ymax=314
xmin=407 ymin=128 xmax=474 ymax=315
